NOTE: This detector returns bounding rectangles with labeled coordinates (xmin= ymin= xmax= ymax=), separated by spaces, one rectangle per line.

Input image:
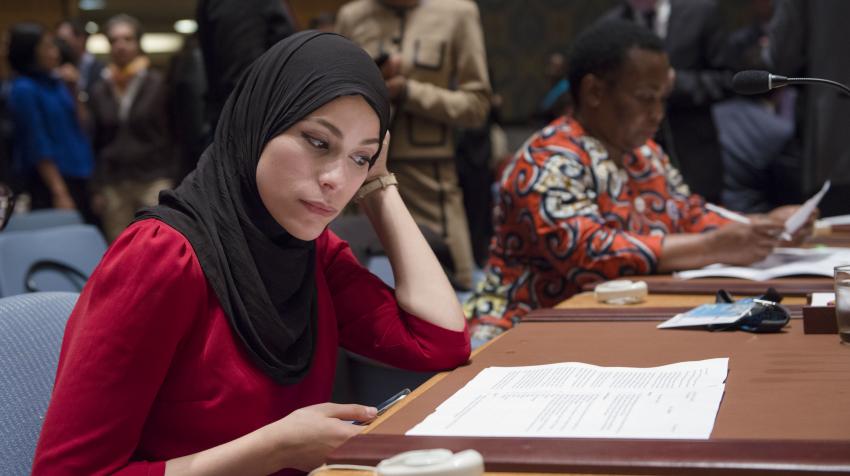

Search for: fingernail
xmin=367 ymin=407 xmax=378 ymax=417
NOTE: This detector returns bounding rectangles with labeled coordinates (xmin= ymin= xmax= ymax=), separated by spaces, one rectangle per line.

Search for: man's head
xmin=105 ymin=14 xmax=143 ymax=68
xmin=56 ymin=18 xmax=88 ymax=62
xmin=545 ymin=52 xmax=567 ymax=83
xmin=569 ymin=19 xmax=671 ymax=155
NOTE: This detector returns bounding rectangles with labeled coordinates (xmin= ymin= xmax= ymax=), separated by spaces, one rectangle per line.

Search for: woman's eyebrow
xmin=310 ymin=118 xmax=379 ymax=146
xmin=310 ymin=118 xmax=343 ymax=139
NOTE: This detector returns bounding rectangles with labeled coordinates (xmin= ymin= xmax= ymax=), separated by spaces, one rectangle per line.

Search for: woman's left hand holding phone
xmin=165 ymin=403 xmax=376 ymax=475
xmin=264 ymin=403 xmax=377 ymax=471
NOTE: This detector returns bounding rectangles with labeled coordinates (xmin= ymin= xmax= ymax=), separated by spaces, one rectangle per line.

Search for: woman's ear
xmin=580 ymin=74 xmax=604 ymax=109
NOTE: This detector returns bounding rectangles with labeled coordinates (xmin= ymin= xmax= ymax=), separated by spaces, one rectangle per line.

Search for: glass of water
xmin=835 ymin=265 xmax=850 ymax=345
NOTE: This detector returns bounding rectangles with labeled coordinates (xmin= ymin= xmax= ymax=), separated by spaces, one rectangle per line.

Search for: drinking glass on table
xmin=835 ymin=265 xmax=850 ymax=345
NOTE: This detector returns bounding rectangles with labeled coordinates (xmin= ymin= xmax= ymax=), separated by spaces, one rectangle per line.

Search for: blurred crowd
xmin=1 ymin=0 xmax=848 ymax=278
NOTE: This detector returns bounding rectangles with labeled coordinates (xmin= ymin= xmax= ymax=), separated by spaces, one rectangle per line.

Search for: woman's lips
xmin=300 ymin=199 xmax=337 ymax=217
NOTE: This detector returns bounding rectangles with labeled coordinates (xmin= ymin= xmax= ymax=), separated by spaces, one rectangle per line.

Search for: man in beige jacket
xmin=337 ymin=0 xmax=491 ymax=289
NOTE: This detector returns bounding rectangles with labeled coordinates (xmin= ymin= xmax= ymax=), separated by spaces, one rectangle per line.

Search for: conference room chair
xmin=4 ymin=209 xmax=84 ymax=232
xmin=0 ymin=292 xmax=79 ymax=475
xmin=0 ymin=224 xmax=107 ymax=297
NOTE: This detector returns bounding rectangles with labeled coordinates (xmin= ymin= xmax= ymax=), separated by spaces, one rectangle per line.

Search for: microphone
xmin=732 ymin=70 xmax=850 ymax=96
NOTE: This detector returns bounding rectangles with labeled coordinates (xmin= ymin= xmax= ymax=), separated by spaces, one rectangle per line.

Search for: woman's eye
xmin=302 ymin=133 xmax=329 ymax=150
xmin=351 ymin=155 xmax=370 ymax=167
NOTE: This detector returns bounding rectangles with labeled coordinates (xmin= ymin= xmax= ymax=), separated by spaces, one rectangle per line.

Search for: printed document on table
xmin=407 ymin=358 xmax=728 ymax=439
xmin=675 ymin=247 xmax=850 ymax=281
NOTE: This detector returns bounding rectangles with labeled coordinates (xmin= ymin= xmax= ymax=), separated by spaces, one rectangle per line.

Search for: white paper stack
xmin=407 ymin=358 xmax=728 ymax=440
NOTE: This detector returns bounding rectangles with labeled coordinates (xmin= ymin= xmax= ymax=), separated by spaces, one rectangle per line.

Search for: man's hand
xmin=766 ymin=204 xmax=818 ymax=244
xmin=709 ymin=219 xmax=781 ymax=265
xmin=380 ymin=54 xmax=401 ymax=80
xmin=385 ymin=75 xmax=407 ymax=101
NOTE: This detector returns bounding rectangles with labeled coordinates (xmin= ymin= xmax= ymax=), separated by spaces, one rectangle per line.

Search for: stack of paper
xmin=407 ymin=358 xmax=728 ymax=439
xmin=675 ymin=247 xmax=850 ymax=281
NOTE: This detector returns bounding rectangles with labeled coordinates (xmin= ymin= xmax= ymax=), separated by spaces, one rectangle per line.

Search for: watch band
xmin=354 ymin=173 xmax=398 ymax=202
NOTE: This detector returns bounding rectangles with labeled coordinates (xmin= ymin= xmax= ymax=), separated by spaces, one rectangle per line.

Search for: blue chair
xmin=5 ymin=209 xmax=84 ymax=232
xmin=0 ymin=224 xmax=107 ymax=297
xmin=0 ymin=292 xmax=78 ymax=475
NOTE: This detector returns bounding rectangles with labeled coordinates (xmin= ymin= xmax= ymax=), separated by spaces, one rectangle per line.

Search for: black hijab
xmin=136 ymin=31 xmax=390 ymax=385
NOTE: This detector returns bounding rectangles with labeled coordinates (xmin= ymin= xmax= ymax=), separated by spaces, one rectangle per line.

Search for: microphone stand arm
xmin=787 ymin=77 xmax=850 ymax=96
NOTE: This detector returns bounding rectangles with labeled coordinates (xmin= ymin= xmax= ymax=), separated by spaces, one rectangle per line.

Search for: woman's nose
xmin=318 ymin=160 xmax=345 ymax=191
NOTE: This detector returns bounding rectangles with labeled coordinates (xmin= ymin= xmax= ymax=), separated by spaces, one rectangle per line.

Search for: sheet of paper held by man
xmin=675 ymin=246 xmax=850 ymax=281
xmin=782 ymin=180 xmax=830 ymax=240
xmin=406 ymin=358 xmax=728 ymax=439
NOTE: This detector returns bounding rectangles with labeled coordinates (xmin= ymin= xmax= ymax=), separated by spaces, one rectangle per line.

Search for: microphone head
xmin=732 ymin=70 xmax=772 ymax=95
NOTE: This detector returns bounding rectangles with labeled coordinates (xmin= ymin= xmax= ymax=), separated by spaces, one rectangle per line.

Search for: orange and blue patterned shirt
xmin=465 ymin=116 xmax=729 ymax=329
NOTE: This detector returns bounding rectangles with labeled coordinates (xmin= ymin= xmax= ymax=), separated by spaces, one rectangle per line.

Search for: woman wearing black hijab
xmin=33 ymin=32 xmax=469 ymax=474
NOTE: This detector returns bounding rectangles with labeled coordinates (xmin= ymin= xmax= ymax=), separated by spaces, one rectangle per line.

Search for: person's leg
xmin=64 ymin=178 xmax=98 ymax=225
xmin=436 ymin=160 xmax=474 ymax=289
xmin=100 ymin=182 xmax=138 ymax=242
xmin=393 ymin=160 xmax=474 ymax=290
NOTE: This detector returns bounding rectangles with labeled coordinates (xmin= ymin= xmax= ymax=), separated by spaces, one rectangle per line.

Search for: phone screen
xmin=352 ymin=388 xmax=411 ymax=425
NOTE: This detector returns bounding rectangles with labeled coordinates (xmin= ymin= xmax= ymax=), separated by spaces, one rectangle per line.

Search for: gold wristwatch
xmin=354 ymin=173 xmax=398 ymax=202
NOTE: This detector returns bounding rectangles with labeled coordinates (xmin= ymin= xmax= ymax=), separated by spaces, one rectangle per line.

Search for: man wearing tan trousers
xmin=336 ymin=0 xmax=491 ymax=289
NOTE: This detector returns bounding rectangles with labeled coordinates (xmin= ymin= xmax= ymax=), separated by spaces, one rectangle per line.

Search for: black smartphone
xmin=352 ymin=388 xmax=411 ymax=425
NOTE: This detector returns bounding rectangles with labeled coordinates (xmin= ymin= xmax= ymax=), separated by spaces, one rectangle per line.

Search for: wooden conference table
xmin=328 ymin=277 xmax=849 ymax=475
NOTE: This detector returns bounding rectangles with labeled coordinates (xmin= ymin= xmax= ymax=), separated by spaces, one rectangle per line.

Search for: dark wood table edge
xmin=522 ymin=305 xmax=804 ymax=322
xmin=328 ymin=434 xmax=850 ymax=475
xmin=579 ymin=279 xmax=832 ymax=296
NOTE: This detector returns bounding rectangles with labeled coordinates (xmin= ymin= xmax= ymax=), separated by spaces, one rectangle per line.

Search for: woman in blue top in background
xmin=7 ymin=22 xmax=95 ymax=222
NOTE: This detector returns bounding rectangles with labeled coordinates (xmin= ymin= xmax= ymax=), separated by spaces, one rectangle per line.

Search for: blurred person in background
xmin=712 ymin=0 xmax=797 ymax=213
xmin=167 ymin=34 xmax=208 ymax=182
xmin=308 ymin=12 xmax=336 ymax=33
xmin=55 ymin=18 xmax=105 ymax=102
xmin=336 ymin=0 xmax=492 ymax=290
xmin=768 ymin=0 xmax=850 ymax=216
xmin=455 ymin=92 xmax=508 ymax=268
xmin=197 ymin=0 xmax=296 ymax=135
xmin=604 ymin=0 xmax=735 ymax=203
xmin=6 ymin=22 xmax=95 ymax=221
xmin=535 ymin=52 xmax=572 ymax=125
xmin=88 ymin=14 xmax=175 ymax=242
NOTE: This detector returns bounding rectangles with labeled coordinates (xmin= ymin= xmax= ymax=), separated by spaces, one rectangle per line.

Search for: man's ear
xmin=580 ymin=74 xmax=604 ymax=109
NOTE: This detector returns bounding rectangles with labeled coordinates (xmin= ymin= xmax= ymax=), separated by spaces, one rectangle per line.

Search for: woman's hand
xmin=366 ymin=132 xmax=391 ymax=181
xmin=266 ymin=403 xmax=375 ymax=472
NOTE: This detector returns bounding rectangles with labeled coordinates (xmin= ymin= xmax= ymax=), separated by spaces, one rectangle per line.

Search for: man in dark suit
xmin=604 ymin=0 xmax=734 ymax=203
xmin=769 ymin=0 xmax=850 ymax=216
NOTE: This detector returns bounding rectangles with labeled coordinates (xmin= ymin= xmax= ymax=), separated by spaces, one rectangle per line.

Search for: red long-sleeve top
xmin=32 ymin=219 xmax=470 ymax=475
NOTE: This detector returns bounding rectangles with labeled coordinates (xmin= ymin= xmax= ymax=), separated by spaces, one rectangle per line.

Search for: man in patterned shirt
xmin=466 ymin=19 xmax=814 ymax=344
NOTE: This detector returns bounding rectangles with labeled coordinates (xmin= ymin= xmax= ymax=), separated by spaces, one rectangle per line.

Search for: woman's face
xmin=35 ymin=33 xmax=60 ymax=72
xmin=107 ymin=22 xmax=140 ymax=68
xmin=256 ymin=95 xmax=380 ymax=241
